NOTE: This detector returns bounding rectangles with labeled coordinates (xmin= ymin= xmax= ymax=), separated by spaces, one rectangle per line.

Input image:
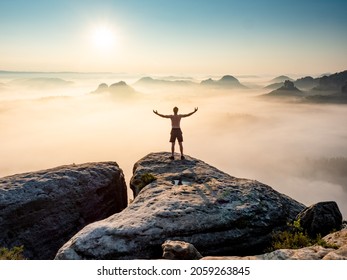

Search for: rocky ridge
xmin=55 ymin=152 xmax=305 ymax=259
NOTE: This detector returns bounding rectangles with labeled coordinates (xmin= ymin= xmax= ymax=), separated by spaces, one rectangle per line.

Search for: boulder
xmin=55 ymin=152 xmax=305 ymax=259
xmin=0 ymin=162 xmax=127 ymax=259
xmin=162 ymin=240 xmax=202 ymax=260
xmin=296 ymin=201 xmax=342 ymax=237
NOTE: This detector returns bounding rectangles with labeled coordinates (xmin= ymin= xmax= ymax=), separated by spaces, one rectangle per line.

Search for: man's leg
xmin=171 ymin=141 xmax=175 ymax=158
xmin=179 ymin=142 xmax=184 ymax=159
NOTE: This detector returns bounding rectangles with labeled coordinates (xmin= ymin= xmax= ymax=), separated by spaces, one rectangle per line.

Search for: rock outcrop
xmin=296 ymin=201 xmax=342 ymax=237
xmin=162 ymin=240 xmax=202 ymax=260
xmin=202 ymin=229 xmax=347 ymax=260
xmin=0 ymin=162 xmax=127 ymax=259
xmin=55 ymin=152 xmax=305 ymax=260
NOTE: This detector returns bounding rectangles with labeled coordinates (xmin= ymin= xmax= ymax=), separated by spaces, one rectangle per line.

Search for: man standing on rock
xmin=153 ymin=107 xmax=198 ymax=160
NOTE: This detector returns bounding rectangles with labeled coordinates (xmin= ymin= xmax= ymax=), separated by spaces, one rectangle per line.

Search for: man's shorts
xmin=170 ymin=128 xmax=183 ymax=143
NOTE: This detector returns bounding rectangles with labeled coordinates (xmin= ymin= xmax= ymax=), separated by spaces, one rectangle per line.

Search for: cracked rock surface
xmin=0 ymin=162 xmax=127 ymax=259
xmin=55 ymin=152 xmax=305 ymax=259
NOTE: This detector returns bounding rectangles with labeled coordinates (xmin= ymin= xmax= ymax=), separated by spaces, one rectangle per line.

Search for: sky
xmin=0 ymin=0 xmax=346 ymax=75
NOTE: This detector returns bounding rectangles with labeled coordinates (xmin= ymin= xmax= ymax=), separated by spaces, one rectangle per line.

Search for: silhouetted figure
xmin=153 ymin=107 xmax=198 ymax=160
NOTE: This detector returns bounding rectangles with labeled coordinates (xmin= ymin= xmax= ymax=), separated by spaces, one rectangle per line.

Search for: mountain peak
xmin=219 ymin=75 xmax=238 ymax=82
xmin=201 ymin=75 xmax=246 ymax=89
xmin=270 ymin=75 xmax=293 ymax=83
xmin=92 ymin=81 xmax=135 ymax=96
xmin=110 ymin=81 xmax=128 ymax=87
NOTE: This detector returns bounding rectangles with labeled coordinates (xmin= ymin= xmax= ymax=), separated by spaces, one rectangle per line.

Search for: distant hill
xmin=9 ymin=77 xmax=73 ymax=89
xmin=109 ymin=81 xmax=135 ymax=92
xmin=304 ymin=79 xmax=347 ymax=104
xmin=264 ymin=82 xmax=284 ymax=90
xmin=269 ymin=75 xmax=293 ymax=83
xmin=295 ymin=76 xmax=318 ymax=90
xmin=313 ymin=70 xmax=347 ymax=91
xmin=264 ymin=80 xmax=302 ymax=98
xmin=263 ymin=73 xmax=347 ymax=104
xmin=0 ymin=82 xmax=6 ymax=91
xmin=92 ymin=81 xmax=136 ymax=97
xmin=304 ymin=93 xmax=347 ymax=104
xmin=265 ymin=76 xmax=318 ymax=91
xmin=200 ymin=75 xmax=247 ymax=89
xmin=265 ymin=71 xmax=347 ymax=91
xmin=135 ymin=77 xmax=195 ymax=87
xmin=265 ymin=76 xmax=316 ymax=90
xmin=157 ymin=76 xmax=194 ymax=81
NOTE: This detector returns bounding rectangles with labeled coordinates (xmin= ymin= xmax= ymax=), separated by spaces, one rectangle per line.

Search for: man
xmin=153 ymin=107 xmax=198 ymax=160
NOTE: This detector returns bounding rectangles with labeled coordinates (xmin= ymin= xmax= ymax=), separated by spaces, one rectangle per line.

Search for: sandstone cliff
xmin=0 ymin=162 xmax=127 ymax=259
xmin=55 ymin=152 xmax=305 ymax=259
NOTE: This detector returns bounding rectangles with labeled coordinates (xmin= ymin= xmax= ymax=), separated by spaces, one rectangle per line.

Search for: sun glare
xmin=91 ymin=25 xmax=116 ymax=50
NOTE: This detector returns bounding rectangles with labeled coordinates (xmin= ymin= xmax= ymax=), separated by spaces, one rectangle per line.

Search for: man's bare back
xmin=170 ymin=114 xmax=182 ymax=128
xmin=153 ymin=106 xmax=198 ymax=160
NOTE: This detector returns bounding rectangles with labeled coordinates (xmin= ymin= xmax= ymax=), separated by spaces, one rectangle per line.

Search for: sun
xmin=91 ymin=25 xmax=116 ymax=50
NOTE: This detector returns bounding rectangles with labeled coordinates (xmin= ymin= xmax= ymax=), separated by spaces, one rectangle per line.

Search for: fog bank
xmin=1 ymin=74 xmax=346 ymax=217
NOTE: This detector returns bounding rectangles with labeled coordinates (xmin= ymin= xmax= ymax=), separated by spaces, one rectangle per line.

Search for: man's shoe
xmin=181 ymin=155 xmax=185 ymax=160
xmin=169 ymin=156 xmax=174 ymax=160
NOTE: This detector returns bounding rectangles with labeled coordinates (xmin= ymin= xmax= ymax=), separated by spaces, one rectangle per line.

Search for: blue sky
xmin=0 ymin=0 xmax=346 ymax=75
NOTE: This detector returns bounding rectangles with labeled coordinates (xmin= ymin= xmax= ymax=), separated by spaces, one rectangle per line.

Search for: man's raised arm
xmin=181 ymin=107 xmax=198 ymax=117
xmin=153 ymin=110 xmax=171 ymax=118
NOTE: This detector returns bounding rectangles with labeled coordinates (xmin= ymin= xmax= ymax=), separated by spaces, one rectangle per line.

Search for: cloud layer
xmin=1 ymin=75 xmax=346 ymax=217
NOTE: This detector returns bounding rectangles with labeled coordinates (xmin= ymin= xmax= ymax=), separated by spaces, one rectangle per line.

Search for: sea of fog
xmin=1 ymin=73 xmax=347 ymax=218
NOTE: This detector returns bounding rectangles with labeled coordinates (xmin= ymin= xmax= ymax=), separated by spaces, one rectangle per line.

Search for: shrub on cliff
xmin=0 ymin=245 xmax=26 ymax=260
xmin=269 ymin=219 xmax=338 ymax=251
xmin=138 ymin=173 xmax=156 ymax=191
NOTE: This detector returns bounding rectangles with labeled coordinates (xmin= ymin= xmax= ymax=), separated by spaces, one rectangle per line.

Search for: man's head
xmin=173 ymin=107 xmax=179 ymax=114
